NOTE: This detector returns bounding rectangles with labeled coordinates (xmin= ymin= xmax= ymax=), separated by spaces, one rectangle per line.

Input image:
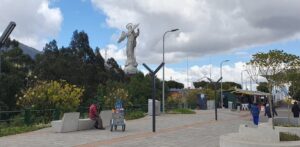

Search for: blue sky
xmin=52 ymin=0 xmax=113 ymax=49
xmin=1 ymin=0 xmax=300 ymax=88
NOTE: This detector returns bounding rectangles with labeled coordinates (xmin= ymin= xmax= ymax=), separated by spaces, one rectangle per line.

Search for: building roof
xmin=232 ymin=89 xmax=270 ymax=96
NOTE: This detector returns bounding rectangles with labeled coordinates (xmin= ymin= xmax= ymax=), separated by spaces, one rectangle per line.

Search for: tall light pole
xmin=220 ymin=60 xmax=229 ymax=108
xmin=162 ymin=28 xmax=179 ymax=113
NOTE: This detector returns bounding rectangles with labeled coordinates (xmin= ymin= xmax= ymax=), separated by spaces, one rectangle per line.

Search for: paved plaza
xmin=0 ymin=109 xmax=289 ymax=147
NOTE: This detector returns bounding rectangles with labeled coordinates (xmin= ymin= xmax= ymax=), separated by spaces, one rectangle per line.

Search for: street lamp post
xmin=162 ymin=28 xmax=179 ymax=113
xmin=220 ymin=60 xmax=229 ymax=108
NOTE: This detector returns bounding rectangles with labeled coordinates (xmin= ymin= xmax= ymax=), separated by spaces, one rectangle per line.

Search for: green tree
xmin=126 ymin=72 xmax=152 ymax=107
xmin=193 ymin=81 xmax=209 ymax=89
xmin=94 ymin=80 xmax=131 ymax=109
xmin=106 ymin=57 xmax=125 ymax=82
xmin=44 ymin=40 xmax=59 ymax=54
xmin=257 ymin=82 xmax=269 ymax=93
xmin=222 ymin=82 xmax=242 ymax=90
xmin=34 ymin=31 xmax=108 ymax=104
xmin=0 ymin=43 xmax=34 ymax=110
xmin=248 ymin=50 xmax=300 ymax=87
xmin=166 ymin=80 xmax=184 ymax=89
xmin=287 ymin=71 xmax=300 ymax=100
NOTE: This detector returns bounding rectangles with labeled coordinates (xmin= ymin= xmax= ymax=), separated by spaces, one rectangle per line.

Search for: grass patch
xmin=125 ymin=111 xmax=145 ymax=120
xmin=167 ymin=108 xmax=196 ymax=114
xmin=280 ymin=132 xmax=300 ymax=141
xmin=277 ymin=124 xmax=300 ymax=127
xmin=0 ymin=123 xmax=50 ymax=137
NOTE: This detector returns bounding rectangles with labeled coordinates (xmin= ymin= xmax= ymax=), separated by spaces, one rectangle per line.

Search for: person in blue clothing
xmin=250 ymin=103 xmax=260 ymax=125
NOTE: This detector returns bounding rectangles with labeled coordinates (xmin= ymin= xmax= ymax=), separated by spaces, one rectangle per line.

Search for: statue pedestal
xmin=124 ymin=65 xmax=138 ymax=75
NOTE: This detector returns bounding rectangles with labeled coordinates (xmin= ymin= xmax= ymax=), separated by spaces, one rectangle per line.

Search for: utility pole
xmin=207 ymin=77 xmax=222 ymax=121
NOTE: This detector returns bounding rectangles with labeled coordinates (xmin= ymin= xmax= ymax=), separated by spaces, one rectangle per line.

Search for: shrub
xmin=0 ymin=123 xmax=50 ymax=137
xmin=167 ymin=108 xmax=195 ymax=114
xmin=280 ymin=132 xmax=300 ymax=141
xmin=18 ymin=80 xmax=84 ymax=113
xmin=104 ymin=88 xmax=131 ymax=108
xmin=125 ymin=111 xmax=145 ymax=120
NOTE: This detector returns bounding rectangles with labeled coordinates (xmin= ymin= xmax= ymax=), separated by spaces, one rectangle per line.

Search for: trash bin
xmin=197 ymin=93 xmax=207 ymax=110
xmin=148 ymin=99 xmax=160 ymax=116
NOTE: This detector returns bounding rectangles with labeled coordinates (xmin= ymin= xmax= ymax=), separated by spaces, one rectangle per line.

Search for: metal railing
xmin=0 ymin=103 xmax=195 ymax=127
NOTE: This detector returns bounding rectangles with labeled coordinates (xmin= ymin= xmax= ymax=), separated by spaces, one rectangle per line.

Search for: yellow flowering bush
xmin=18 ymin=80 xmax=84 ymax=112
xmin=103 ymin=87 xmax=131 ymax=108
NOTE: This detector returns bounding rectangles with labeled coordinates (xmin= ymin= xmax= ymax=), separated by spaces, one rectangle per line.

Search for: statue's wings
xmin=118 ymin=31 xmax=126 ymax=43
xmin=132 ymin=23 xmax=139 ymax=30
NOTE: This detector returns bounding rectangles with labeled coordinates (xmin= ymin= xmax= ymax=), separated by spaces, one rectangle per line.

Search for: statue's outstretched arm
xmin=118 ymin=31 xmax=126 ymax=43
xmin=132 ymin=24 xmax=139 ymax=30
xmin=136 ymin=29 xmax=140 ymax=37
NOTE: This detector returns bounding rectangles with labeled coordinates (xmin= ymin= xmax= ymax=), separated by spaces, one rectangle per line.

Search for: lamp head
xmin=171 ymin=29 xmax=179 ymax=32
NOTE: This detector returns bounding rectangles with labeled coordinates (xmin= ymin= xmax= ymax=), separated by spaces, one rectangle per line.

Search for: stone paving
xmin=0 ymin=109 xmax=262 ymax=147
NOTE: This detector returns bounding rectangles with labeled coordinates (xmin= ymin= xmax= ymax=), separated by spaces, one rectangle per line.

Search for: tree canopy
xmin=166 ymin=80 xmax=184 ymax=89
xmin=247 ymin=49 xmax=300 ymax=86
xmin=0 ymin=43 xmax=34 ymax=110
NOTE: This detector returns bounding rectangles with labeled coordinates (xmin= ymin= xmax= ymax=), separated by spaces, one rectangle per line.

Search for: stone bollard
xmin=237 ymin=106 xmax=240 ymax=112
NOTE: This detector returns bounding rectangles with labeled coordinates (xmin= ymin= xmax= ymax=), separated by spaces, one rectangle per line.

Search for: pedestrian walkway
xmin=0 ymin=109 xmax=252 ymax=147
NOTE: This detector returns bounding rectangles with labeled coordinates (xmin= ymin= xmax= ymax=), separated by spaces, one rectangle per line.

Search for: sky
xmin=1 ymin=0 xmax=300 ymax=89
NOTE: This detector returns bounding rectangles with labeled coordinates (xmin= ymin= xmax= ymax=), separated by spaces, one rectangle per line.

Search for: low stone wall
xmin=276 ymin=126 xmax=300 ymax=137
xmin=220 ymin=135 xmax=300 ymax=147
xmin=220 ymin=124 xmax=300 ymax=147
xmin=273 ymin=117 xmax=300 ymax=126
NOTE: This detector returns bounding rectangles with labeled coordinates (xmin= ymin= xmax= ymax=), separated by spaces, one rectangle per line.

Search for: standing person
xmin=291 ymin=102 xmax=300 ymax=118
xmin=264 ymin=104 xmax=272 ymax=118
xmin=272 ymin=105 xmax=278 ymax=116
xmin=89 ymin=102 xmax=105 ymax=130
xmin=250 ymin=103 xmax=260 ymax=125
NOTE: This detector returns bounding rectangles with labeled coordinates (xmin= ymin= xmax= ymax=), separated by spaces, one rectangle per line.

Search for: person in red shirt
xmin=89 ymin=103 xmax=105 ymax=129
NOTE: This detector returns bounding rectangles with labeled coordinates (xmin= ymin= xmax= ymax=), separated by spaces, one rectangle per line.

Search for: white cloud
xmin=151 ymin=61 xmax=267 ymax=90
xmin=92 ymin=0 xmax=300 ymax=64
xmin=99 ymin=44 xmax=126 ymax=61
xmin=0 ymin=0 xmax=63 ymax=50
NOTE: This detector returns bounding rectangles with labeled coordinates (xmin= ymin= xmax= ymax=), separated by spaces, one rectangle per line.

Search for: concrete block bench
xmin=78 ymin=118 xmax=95 ymax=130
xmin=77 ymin=110 xmax=112 ymax=130
xmin=51 ymin=110 xmax=113 ymax=132
xmin=51 ymin=112 xmax=80 ymax=133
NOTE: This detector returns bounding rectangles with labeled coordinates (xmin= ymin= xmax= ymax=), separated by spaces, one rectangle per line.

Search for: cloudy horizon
xmin=1 ymin=0 xmax=300 ymax=89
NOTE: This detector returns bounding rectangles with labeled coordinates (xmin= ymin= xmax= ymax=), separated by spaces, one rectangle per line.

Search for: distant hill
xmin=0 ymin=41 xmax=41 ymax=59
xmin=18 ymin=42 xmax=41 ymax=58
